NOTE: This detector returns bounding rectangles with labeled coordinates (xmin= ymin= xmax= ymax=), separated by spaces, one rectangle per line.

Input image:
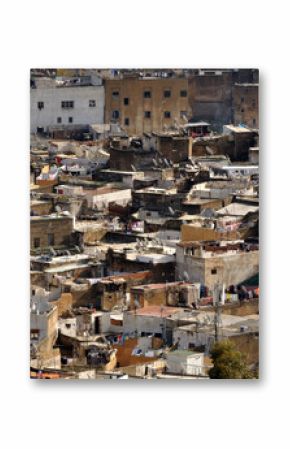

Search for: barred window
xmin=61 ymin=101 xmax=74 ymax=109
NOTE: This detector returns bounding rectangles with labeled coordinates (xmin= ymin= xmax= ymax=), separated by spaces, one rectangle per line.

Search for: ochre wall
xmin=181 ymin=224 xmax=239 ymax=242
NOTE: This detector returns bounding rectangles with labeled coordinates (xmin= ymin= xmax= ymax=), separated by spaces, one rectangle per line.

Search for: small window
xmin=241 ymin=108 xmax=244 ymax=113
xmin=241 ymin=97 xmax=244 ymax=103
xmin=89 ymin=99 xmax=96 ymax=107
xmin=68 ymin=117 xmax=73 ymax=123
xmin=48 ymin=233 xmax=55 ymax=246
xmin=112 ymin=91 xmax=119 ymax=99
xmin=34 ymin=238 xmax=40 ymax=248
xmin=164 ymin=111 xmax=171 ymax=118
xmin=144 ymin=111 xmax=151 ymax=118
xmin=31 ymin=329 xmax=39 ymax=340
xmin=112 ymin=110 xmax=120 ymax=119
xmin=57 ymin=117 xmax=62 ymax=124
xmin=124 ymin=117 xmax=130 ymax=126
xmin=180 ymin=90 xmax=187 ymax=97
xmin=61 ymin=101 xmax=74 ymax=109
xmin=211 ymin=268 xmax=217 ymax=275
xmin=253 ymin=118 xmax=256 ymax=126
xmin=164 ymin=90 xmax=171 ymax=98
xmin=144 ymin=90 xmax=151 ymax=98
xmin=124 ymin=97 xmax=129 ymax=105
xmin=37 ymin=101 xmax=44 ymax=110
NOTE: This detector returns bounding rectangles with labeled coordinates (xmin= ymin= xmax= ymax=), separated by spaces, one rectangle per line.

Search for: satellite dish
xmin=168 ymin=207 xmax=175 ymax=216
xmin=55 ymin=205 xmax=62 ymax=213
xmin=131 ymin=164 xmax=137 ymax=172
xmin=183 ymin=271 xmax=189 ymax=281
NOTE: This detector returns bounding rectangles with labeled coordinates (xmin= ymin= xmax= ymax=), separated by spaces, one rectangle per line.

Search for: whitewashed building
xmin=30 ymin=76 xmax=105 ymax=133
xmin=166 ymin=350 xmax=205 ymax=376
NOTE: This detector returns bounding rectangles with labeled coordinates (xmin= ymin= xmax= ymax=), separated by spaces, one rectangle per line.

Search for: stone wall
xmin=30 ymin=216 xmax=73 ymax=249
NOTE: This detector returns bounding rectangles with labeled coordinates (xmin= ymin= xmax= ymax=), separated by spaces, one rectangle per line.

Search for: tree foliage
xmin=209 ymin=340 xmax=254 ymax=379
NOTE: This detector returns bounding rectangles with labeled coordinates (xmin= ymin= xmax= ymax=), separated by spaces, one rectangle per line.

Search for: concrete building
xmin=30 ymin=214 xmax=75 ymax=250
xmin=188 ymin=70 xmax=233 ymax=131
xmin=132 ymin=187 xmax=186 ymax=215
xmin=176 ymin=240 xmax=259 ymax=292
xmin=130 ymin=281 xmax=200 ymax=309
xmin=188 ymin=69 xmax=258 ymax=131
xmin=123 ymin=306 xmax=180 ymax=342
xmin=30 ymin=299 xmax=60 ymax=369
xmin=155 ymin=132 xmax=192 ymax=163
xmin=30 ymin=76 xmax=105 ymax=133
xmin=109 ymin=144 xmax=156 ymax=171
xmin=166 ymin=350 xmax=205 ymax=376
xmin=173 ymin=312 xmax=259 ymax=351
xmin=233 ymin=83 xmax=259 ymax=128
xmin=105 ymin=75 xmax=190 ymax=135
xmin=84 ymin=186 xmax=132 ymax=211
xmin=181 ymin=222 xmax=241 ymax=242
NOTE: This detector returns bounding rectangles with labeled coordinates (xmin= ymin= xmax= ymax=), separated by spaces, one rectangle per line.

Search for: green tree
xmin=209 ymin=340 xmax=254 ymax=379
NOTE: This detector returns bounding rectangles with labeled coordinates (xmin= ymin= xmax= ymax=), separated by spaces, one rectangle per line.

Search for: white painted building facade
xmin=30 ymin=77 xmax=105 ymax=133
xmin=166 ymin=350 xmax=205 ymax=376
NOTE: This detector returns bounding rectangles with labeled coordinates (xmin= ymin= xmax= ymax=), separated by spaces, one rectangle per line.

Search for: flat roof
xmin=128 ymin=305 xmax=179 ymax=318
xmin=223 ymin=124 xmax=253 ymax=133
xmin=184 ymin=122 xmax=210 ymax=127
xmin=30 ymin=213 xmax=73 ymax=221
xmin=131 ymin=281 xmax=192 ymax=291
xmin=216 ymin=203 xmax=259 ymax=216
xmin=167 ymin=350 xmax=204 ymax=358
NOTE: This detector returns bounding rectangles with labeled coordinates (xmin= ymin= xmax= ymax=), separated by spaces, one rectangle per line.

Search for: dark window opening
xmin=211 ymin=268 xmax=217 ymax=275
xmin=124 ymin=117 xmax=130 ymax=126
xmin=31 ymin=329 xmax=39 ymax=340
xmin=57 ymin=117 xmax=62 ymax=124
xmin=61 ymin=101 xmax=74 ymax=109
xmin=37 ymin=101 xmax=44 ymax=110
xmin=89 ymin=99 xmax=96 ymax=107
xmin=144 ymin=91 xmax=151 ymax=98
xmin=164 ymin=90 xmax=171 ymax=98
xmin=164 ymin=111 xmax=171 ymax=118
xmin=34 ymin=238 xmax=40 ymax=248
xmin=112 ymin=110 xmax=120 ymax=119
xmin=112 ymin=91 xmax=119 ymax=98
xmin=144 ymin=111 xmax=151 ymax=118
xmin=68 ymin=117 xmax=73 ymax=123
xmin=180 ymin=90 xmax=187 ymax=97
xmin=124 ymin=97 xmax=129 ymax=105
xmin=241 ymin=97 xmax=244 ymax=103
